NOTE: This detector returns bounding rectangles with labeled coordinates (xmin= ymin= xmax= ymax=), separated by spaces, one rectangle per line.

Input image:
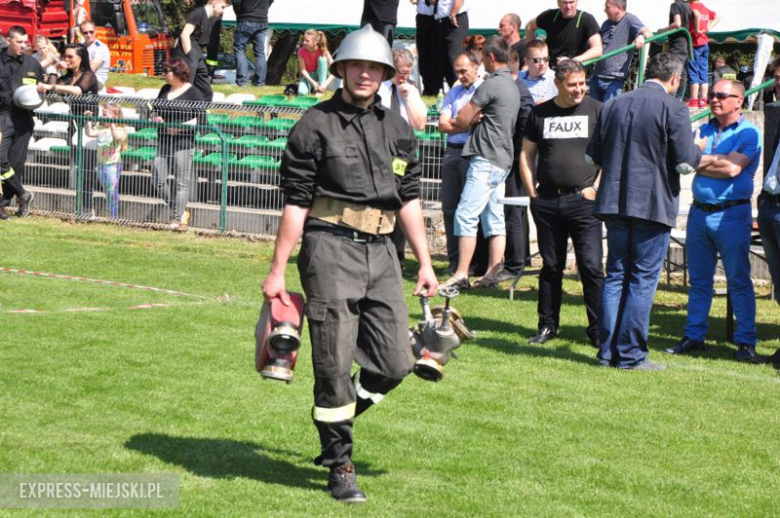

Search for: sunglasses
xmin=82 ymin=30 xmax=95 ymax=35
xmin=708 ymin=92 xmax=741 ymax=100
xmin=530 ymin=57 xmax=550 ymax=64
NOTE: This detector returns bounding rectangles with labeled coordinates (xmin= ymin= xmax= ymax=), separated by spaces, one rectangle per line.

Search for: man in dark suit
xmin=361 ymin=0 xmax=400 ymax=45
xmin=586 ymin=53 xmax=704 ymax=370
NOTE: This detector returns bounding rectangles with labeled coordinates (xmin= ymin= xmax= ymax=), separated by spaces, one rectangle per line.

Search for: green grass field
xmin=2 ymin=218 xmax=779 ymax=516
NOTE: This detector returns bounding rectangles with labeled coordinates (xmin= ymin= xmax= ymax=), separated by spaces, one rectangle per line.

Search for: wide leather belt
xmin=308 ymin=196 xmax=395 ymax=235
xmin=692 ymin=199 xmax=750 ymax=213
xmin=305 ymin=220 xmax=387 ymax=243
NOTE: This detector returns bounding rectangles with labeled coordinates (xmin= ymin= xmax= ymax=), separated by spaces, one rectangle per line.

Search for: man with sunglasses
xmin=664 ymin=80 xmax=762 ymax=362
xmin=80 ymin=21 xmax=109 ymax=91
xmin=518 ymin=40 xmax=558 ymax=104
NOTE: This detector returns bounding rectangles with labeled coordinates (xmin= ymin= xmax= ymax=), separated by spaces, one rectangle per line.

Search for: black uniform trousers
xmin=416 ymin=13 xmax=440 ymax=96
xmin=0 ymin=113 xmax=31 ymax=203
xmin=298 ymin=223 xmax=414 ymax=468
xmin=530 ymin=192 xmax=603 ymax=340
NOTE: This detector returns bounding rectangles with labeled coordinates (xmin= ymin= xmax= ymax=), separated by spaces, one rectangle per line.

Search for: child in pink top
xmin=686 ymin=0 xmax=721 ymax=108
xmin=297 ymin=29 xmax=334 ymax=95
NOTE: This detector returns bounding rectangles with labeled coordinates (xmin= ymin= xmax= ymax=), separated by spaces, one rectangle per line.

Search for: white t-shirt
xmin=87 ymin=39 xmax=111 ymax=86
xmin=435 ymin=0 xmax=468 ymax=19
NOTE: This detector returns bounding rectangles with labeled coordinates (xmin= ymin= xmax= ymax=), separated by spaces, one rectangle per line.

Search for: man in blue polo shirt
xmin=664 ymin=79 xmax=762 ymax=361
xmin=438 ymin=52 xmax=482 ymax=273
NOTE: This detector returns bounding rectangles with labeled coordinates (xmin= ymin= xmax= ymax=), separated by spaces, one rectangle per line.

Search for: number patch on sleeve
xmin=392 ymin=158 xmax=408 ymax=177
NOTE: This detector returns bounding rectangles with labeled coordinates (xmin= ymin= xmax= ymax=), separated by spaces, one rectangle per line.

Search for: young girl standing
xmin=85 ymin=103 xmax=127 ymax=220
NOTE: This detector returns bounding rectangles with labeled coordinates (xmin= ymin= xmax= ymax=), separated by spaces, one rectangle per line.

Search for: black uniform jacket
xmin=281 ymin=89 xmax=421 ymax=212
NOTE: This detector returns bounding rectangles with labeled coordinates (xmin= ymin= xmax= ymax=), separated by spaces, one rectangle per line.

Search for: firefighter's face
xmin=7 ymin=32 xmax=28 ymax=57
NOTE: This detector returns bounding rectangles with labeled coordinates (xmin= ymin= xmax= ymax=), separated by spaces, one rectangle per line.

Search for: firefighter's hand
xmin=262 ymin=271 xmax=291 ymax=306
xmin=414 ymin=264 xmax=439 ymax=298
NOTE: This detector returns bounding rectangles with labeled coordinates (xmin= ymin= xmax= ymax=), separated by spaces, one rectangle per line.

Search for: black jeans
xmin=503 ymin=161 xmax=530 ymax=274
xmin=530 ymin=193 xmax=604 ymax=338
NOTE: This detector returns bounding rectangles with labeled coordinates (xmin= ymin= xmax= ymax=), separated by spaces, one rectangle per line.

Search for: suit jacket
xmin=587 ymin=81 xmax=702 ymax=228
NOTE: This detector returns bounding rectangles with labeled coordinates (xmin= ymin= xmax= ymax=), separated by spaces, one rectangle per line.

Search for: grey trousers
xmin=441 ymin=146 xmax=470 ymax=268
xmin=153 ymin=148 xmax=194 ymax=222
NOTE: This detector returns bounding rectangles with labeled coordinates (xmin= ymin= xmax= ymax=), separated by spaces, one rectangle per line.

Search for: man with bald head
xmin=498 ymin=13 xmax=525 ymax=69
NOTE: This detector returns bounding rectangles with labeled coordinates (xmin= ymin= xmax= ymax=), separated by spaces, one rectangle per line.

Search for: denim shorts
xmin=687 ymin=45 xmax=709 ymax=85
xmin=454 ymin=155 xmax=509 ymax=238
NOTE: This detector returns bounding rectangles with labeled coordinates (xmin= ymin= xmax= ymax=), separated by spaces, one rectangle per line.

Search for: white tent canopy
xmin=224 ymin=0 xmax=779 ymax=41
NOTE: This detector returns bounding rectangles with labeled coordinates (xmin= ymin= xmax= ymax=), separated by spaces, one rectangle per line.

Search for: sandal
xmin=472 ymin=276 xmax=499 ymax=289
xmin=440 ymin=276 xmax=471 ymax=291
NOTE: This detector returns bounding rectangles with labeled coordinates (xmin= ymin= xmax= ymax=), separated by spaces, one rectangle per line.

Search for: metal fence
xmin=22 ymin=92 xmax=447 ymax=247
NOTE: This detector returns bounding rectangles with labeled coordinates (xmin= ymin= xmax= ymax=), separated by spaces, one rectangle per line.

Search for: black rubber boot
xmin=328 ymin=462 xmax=367 ymax=504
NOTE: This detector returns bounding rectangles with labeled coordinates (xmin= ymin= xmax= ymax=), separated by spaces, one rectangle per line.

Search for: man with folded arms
xmin=664 ymin=80 xmax=762 ymax=362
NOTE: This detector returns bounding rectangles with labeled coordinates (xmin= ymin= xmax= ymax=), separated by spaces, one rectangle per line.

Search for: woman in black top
xmin=39 ymin=43 xmax=98 ymax=97
xmin=39 ymin=43 xmax=100 ymax=218
xmin=151 ymin=58 xmax=205 ymax=229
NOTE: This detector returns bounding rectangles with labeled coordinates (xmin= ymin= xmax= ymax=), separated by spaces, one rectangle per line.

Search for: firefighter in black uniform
xmin=172 ymin=0 xmax=227 ymax=102
xmin=0 ymin=25 xmax=42 ymax=219
xmin=261 ymin=25 xmax=438 ymax=504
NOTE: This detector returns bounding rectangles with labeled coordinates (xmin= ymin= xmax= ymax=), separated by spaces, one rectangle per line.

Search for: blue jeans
xmin=598 ymin=217 xmax=670 ymax=368
xmin=298 ymin=56 xmax=330 ymax=95
xmin=453 ymin=156 xmax=508 ymax=238
xmin=684 ymin=204 xmax=756 ymax=345
xmin=687 ymin=45 xmax=709 ymax=85
xmin=589 ymin=76 xmax=624 ymax=102
xmin=758 ymin=196 xmax=780 ymax=303
xmin=234 ymin=21 xmax=268 ymax=86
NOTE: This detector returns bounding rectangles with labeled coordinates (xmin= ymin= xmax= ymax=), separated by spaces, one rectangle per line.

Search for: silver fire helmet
xmin=13 ymin=84 xmax=44 ymax=111
xmin=330 ymin=24 xmax=396 ymax=81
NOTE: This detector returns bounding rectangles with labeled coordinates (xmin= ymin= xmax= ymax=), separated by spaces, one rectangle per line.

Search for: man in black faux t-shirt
xmin=519 ymin=59 xmax=603 ymax=347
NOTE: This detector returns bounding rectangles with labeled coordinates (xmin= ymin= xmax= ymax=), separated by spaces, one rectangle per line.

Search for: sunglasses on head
xmin=708 ymin=91 xmax=740 ymax=100
xmin=530 ymin=57 xmax=550 ymax=64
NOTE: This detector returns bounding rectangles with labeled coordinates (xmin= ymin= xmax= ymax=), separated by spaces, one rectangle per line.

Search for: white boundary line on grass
xmin=1 ymin=267 xmax=230 ymax=314
xmin=1 ymin=267 xmax=213 ymax=299
xmin=674 ymin=363 xmax=780 ymax=384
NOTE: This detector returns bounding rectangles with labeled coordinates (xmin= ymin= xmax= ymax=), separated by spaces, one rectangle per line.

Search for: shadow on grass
xmin=465 ymin=315 xmax=599 ymax=366
xmin=125 ymin=433 xmax=386 ymax=490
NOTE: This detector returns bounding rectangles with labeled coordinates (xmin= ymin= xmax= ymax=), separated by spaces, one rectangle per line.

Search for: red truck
xmin=0 ymin=0 xmax=173 ymax=76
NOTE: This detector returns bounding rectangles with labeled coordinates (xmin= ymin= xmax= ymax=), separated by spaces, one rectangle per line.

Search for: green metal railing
xmin=582 ymin=27 xmax=694 ymax=89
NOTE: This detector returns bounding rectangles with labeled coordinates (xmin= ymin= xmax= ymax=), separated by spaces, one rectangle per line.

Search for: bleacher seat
xmin=225 ymin=93 xmax=257 ymax=104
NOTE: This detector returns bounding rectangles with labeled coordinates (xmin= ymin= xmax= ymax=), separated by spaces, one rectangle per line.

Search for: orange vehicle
xmin=79 ymin=0 xmax=173 ymax=76
xmin=0 ymin=0 xmax=172 ymax=76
